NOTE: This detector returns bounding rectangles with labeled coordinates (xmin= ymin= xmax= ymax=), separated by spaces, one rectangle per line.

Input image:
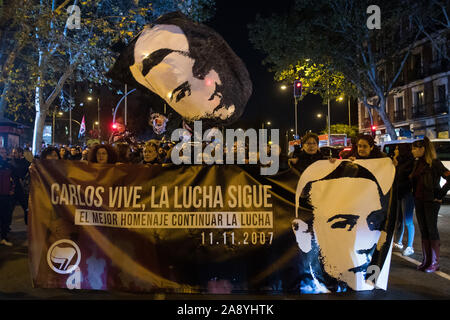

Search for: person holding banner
xmin=88 ymin=144 xmax=118 ymax=164
xmin=40 ymin=147 xmax=61 ymax=160
xmin=141 ymin=141 xmax=160 ymax=165
xmin=347 ymin=134 xmax=387 ymax=160
xmin=289 ymin=133 xmax=324 ymax=174
xmin=410 ymin=137 xmax=450 ymax=273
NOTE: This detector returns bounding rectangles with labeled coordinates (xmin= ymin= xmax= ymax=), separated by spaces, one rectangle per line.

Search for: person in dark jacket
xmin=392 ymin=144 xmax=415 ymax=256
xmin=346 ymin=134 xmax=387 ymax=160
xmin=289 ymin=133 xmax=325 ymax=174
xmin=410 ymin=137 xmax=450 ymax=273
xmin=9 ymin=148 xmax=30 ymax=225
xmin=0 ymin=147 xmax=14 ymax=246
xmin=67 ymin=146 xmax=82 ymax=160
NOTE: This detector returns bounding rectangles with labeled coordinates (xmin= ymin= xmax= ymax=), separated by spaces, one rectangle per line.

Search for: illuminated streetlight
xmin=280 ymin=85 xmax=287 ymax=90
xmin=87 ymin=95 xmax=101 ymax=141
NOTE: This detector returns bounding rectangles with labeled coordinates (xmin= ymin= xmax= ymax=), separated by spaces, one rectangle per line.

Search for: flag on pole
xmin=78 ymin=115 xmax=86 ymax=139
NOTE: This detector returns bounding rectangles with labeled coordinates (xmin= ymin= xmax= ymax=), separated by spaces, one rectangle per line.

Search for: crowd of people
xmin=0 ymin=132 xmax=448 ymax=274
xmin=40 ymin=139 xmax=175 ymax=165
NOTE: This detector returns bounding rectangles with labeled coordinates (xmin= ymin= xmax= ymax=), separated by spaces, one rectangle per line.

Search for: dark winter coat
xmin=410 ymin=158 xmax=450 ymax=201
xmin=394 ymin=155 xmax=414 ymax=198
xmin=292 ymin=150 xmax=324 ymax=174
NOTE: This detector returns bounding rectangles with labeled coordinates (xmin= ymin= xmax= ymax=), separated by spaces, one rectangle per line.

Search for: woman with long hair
xmin=410 ymin=137 xmax=450 ymax=273
xmin=88 ymin=144 xmax=118 ymax=164
xmin=115 ymin=143 xmax=132 ymax=164
xmin=141 ymin=141 xmax=160 ymax=165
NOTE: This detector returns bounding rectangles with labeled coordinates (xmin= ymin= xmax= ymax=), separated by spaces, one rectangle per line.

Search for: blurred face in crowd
xmin=411 ymin=145 xmax=425 ymax=158
xmin=357 ymin=139 xmax=373 ymax=158
xmin=143 ymin=145 xmax=158 ymax=162
xmin=394 ymin=146 xmax=399 ymax=158
xmin=11 ymin=148 xmax=21 ymax=159
xmin=82 ymin=149 xmax=89 ymax=159
xmin=96 ymin=147 xmax=109 ymax=164
xmin=70 ymin=147 xmax=78 ymax=156
xmin=60 ymin=148 xmax=66 ymax=157
xmin=303 ymin=138 xmax=318 ymax=155
xmin=45 ymin=151 xmax=60 ymax=160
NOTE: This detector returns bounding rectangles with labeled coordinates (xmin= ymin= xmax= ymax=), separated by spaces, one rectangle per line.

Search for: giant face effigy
xmin=107 ymin=12 xmax=252 ymax=128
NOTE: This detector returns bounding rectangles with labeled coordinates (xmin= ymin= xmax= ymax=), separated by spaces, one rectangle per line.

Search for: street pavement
xmin=1 ymin=205 xmax=450 ymax=300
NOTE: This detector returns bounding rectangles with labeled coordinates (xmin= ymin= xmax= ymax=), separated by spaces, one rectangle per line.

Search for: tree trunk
xmin=378 ymin=98 xmax=397 ymax=140
xmin=32 ymin=58 xmax=78 ymax=155
xmin=32 ymin=83 xmax=45 ymax=155
xmin=0 ymin=81 xmax=10 ymax=119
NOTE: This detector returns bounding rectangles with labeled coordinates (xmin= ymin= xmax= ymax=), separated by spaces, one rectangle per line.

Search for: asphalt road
xmin=1 ymin=205 xmax=449 ymax=300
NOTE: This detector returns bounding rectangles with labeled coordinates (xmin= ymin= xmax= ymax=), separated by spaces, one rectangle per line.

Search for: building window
xmin=413 ymin=90 xmax=426 ymax=117
xmin=432 ymin=40 xmax=447 ymax=62
xmin=435 ymin=84 xmax=447 ymax=113
xmin=394 ymin=96 xmax=405 ymax=121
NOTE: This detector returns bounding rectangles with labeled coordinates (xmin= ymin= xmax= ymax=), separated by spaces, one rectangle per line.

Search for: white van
xmin=380 ymin=138 xmax=450 ymax=197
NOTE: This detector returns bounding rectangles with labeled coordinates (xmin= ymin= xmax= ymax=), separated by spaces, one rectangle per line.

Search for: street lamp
xmin=87 ymin=95 xmax=100 ymax=141
xmin=317 ymin=113 xmax=329 ymax=132
xmin=337 ymin=95 xmax=351 ymax=126
xmin=280 ymin=85 xmax=287 ymax=90
xmin=261 ymin=121 xmax=271 ymax=129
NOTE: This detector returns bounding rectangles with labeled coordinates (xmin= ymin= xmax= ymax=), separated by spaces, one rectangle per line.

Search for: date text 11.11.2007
xmin=200 ymin=231 xmax=274 ymax=246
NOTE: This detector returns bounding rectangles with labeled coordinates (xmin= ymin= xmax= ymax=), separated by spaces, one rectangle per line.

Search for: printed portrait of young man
xmin=292 ymin=159 xmax=395 ymax=293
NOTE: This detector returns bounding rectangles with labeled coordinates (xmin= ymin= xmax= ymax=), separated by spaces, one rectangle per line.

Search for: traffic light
xmin=294 ymin=80 xmax=302 ymax=98
xmin=371 ymin=125 xmax=377 ymax=137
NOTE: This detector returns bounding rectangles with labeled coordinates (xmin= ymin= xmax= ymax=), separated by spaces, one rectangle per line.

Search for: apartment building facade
xmin=358 ymin=34 xmax=450 ymax=142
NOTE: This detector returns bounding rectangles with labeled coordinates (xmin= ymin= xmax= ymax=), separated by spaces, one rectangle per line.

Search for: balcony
xmin=394 ymin=109 xmax=406 ymax=122
xmin=434 ymin=99 xmax=449 ymax=114
xmin=412 ymin=104 xmax=427 ymax=118
xmin=428 ymin=60 xmax=449 ymax=75
xmin=407 ymin=68 xmax=424 ymax=82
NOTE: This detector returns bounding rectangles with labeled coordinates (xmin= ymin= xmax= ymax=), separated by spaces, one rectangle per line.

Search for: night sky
xmin=98 ymin=1 xmax=358 ymax=146
xmin=206 ymin=0 xmax=358 ymax=138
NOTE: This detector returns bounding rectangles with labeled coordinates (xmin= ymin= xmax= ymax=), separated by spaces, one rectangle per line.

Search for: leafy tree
xmin=1 ymin=0 xmax=215 ymax=154
xmin=249 ymin=0 xmax=441 ymax=140
xmin=411 ymin=0 xmax=450 ymax=62
xmin=321 ymin=124 xmax=359 ymax=139
xmin=275 ymin=58 xmax=357 ymax=103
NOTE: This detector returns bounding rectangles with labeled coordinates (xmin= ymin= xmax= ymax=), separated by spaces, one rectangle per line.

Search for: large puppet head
xmin=107 ymin=12 xmax=252 ymax=128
